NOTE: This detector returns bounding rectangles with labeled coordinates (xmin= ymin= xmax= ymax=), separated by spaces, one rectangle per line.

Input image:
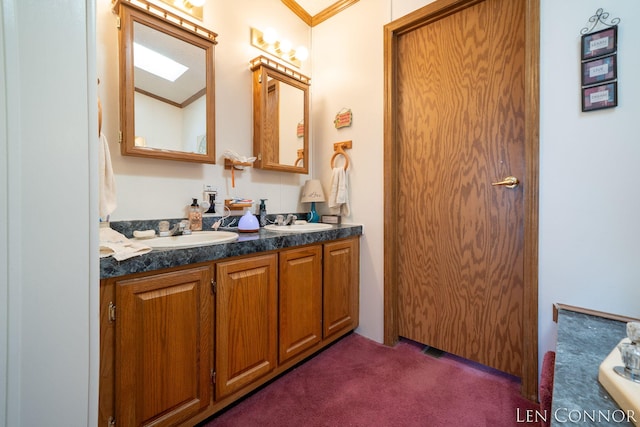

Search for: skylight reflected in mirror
xmin=133 ymin=42 xmax=188 ymax=82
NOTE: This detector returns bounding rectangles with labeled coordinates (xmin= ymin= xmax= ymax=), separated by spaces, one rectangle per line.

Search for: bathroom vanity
xmin=99 ymin=224 xmax=361 ymax=427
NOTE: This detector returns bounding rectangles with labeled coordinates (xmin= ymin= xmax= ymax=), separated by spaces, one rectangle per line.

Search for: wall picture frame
xmin=582 ymin=54 xmax=617 ymax=87
xmin=582 ymin=82 xmax=617 ymax=112
xmin=581 ymin=26 xmax=617 ymax=60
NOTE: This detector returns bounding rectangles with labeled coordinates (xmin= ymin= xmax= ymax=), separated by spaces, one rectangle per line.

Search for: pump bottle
xmin=258 ymin=199 xmax=268 ymax=227
xmin=189 ymin=198 xmax=202 ymax=231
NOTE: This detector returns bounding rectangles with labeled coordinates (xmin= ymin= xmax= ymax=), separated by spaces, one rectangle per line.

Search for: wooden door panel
xmin=115 ymin=266 xmax=211 ymax=427
xmin=215 ymin=254 xmax=277 ymax=398
xmin=323 ymin=238 xmax=360 ymax=338
xmin=396 ymin=0 xmax=525 ymax=376
xmin=279 ymin=246 xmax=322 ymax=363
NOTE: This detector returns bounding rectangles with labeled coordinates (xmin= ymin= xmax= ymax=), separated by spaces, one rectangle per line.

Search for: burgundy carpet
xmin=201 ymin=333 xmax=539 ymax=427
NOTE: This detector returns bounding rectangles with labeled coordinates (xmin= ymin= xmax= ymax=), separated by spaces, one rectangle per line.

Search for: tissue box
xmin=321 ymin=215 xmax=341 ymax=224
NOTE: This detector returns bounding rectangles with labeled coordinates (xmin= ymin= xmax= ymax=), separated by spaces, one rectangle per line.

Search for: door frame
xmin=382 ymin=0 xmax=540 ymax=401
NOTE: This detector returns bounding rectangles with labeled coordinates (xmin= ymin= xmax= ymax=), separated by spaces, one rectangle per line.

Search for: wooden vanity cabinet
xmin=100 ymin=236 xmax=360 ymax=427
xmin=278 ymin=245 xmax=322 ymax=363
xmin=110 ymin=265 xmax=212 ymax=427
xmin=323 ymin=238 xmax=360 ymax=338
xmin=214 ymin=254 xmax=278 ymax=399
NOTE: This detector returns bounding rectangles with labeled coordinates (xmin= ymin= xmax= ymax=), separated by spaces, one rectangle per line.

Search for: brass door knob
xmin=491 ymin=176 xmax=519 ymax=189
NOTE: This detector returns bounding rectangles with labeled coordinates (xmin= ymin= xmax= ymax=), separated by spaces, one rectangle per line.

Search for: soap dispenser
xmin=258 ymin=199 xmax=268 ymax=227
xmin=238 ymin=207 xmax=259 ymax=232
xmin=188 ymin=198 xmax=202 ymax=231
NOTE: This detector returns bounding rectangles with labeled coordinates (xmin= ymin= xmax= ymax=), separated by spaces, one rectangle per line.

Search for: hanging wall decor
xmin=580 ymin=9 xmax=620 ymax=112
xmin=334 ymin=108 xmax=353 ymax=129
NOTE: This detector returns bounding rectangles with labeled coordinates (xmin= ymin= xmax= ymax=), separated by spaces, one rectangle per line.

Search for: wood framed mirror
xmin=114 ymin=0 xmax=217 ymax=163
xmin=250 ymin=56 xmax=310 ymax=173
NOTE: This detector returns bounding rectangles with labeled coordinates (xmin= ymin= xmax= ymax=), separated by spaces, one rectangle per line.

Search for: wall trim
xmin=281 ymin=0 xmax=359 ymax=26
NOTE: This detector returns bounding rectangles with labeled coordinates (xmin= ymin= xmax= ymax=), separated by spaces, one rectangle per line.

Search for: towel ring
xmin=294 ymin=149 xmax=304 ymax=167
xmin=330 ymin=140 xmax=352 ymax=171
xmin=330 ymin=151 xmax=349 ymax=170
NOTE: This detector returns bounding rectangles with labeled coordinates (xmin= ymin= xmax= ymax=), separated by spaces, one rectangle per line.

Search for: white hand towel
xmin=99 ymin=132 xmax=117 ymax=219
xmin=100 ymin=226 xmax=151 ymax=261
xmin=328 ymin=167 xmax=350 ymax=217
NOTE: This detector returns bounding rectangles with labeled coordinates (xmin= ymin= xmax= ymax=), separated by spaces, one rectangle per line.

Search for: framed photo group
xmin=580 ymin=26 xmax=618 ymax=112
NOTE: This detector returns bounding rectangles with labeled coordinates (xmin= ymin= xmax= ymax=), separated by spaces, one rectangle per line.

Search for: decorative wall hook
xmin=581 ymin=8 xmax=620 ymax=35
xmin=224 ymin=158 xmax=252 ymax=188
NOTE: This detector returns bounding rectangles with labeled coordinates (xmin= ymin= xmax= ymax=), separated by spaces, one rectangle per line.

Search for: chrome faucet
xmin=276 ymin=214 xmax=297 ymax=226
xmin=170 ymin=220 xmax=191 ymax=236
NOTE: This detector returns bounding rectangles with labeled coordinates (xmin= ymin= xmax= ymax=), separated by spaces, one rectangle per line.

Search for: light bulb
xmin=188 ymin=0 xmax=205 ymax=6
xmin=294 ymin=46 xmax=309 ymax=61
xmin=262 ymin=27 xmax=277 ymax=45
xmin=279 ymin=39 xmax=292 ymax=54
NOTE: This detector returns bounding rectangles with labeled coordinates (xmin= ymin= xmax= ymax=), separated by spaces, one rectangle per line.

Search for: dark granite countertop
xmin=100 ymin=223 xmax=363 ymax=279
xmin=551 ymin=309 xmax=633 ymax=426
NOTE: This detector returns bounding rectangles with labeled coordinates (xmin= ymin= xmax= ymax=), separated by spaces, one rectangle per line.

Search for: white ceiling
xmin=293 ymin=0 xmax=340 ymax=16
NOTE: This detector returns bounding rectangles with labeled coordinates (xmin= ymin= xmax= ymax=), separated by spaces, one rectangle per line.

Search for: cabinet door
xmin=279 ymin=246 xmax=322 ymax=363
xmin=115 ymin=265 xmax=212 ymax=427
xmin=215 ymin=254 xmax=277 ymax=398
xmin=323 ymin=238 xmax=360 ymax=338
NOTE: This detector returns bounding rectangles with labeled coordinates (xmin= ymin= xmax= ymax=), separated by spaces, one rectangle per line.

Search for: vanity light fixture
xmin=262 ymin=27 xmax=278 ymax=45
xmin=293 ymin=46 xmax=309 ymax=61
xmin=250 ymin=27 xmax=308 ymax=68
xmin=158 ymin=0 xmax=204 ymax=20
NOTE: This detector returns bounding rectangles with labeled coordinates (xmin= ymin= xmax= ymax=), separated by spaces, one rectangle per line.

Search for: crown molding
xmin=281 ymin=0 xmax=359 ymax=27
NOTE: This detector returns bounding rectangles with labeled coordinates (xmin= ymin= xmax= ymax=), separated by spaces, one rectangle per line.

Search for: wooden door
xmin=278 ymin=246 xmax=322 ymax=363
xmin=115 ymin=266 xmax=212 ymax=427
xmin=323 ymin=238 xmax=360 ymax=338
xmin=384 ymin=0 xmax=539 ymax=391
xmin=215 ymin=254 xmax=277 ymax=398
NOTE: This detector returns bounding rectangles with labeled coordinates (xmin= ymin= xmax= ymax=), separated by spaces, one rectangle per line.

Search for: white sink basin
xmin=141 ymin=231 xmax=238 ymax=249
xmin=263 ymin=223 xmax=333 ymax=233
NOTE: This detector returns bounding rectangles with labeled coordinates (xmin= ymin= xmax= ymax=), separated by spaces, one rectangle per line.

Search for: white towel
xmin=328 ymin=167 xmax=350 ymax=217
xmin=100 ymin=226 xmax=151 ymax=261
xmin=99 ymin=132 xmax=117 ymax=219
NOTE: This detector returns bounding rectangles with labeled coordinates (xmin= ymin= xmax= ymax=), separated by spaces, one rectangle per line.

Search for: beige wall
xmin=311 ymin=0 xmax=394 ymax=343
xmin=537 ymin=0 xmax=640 ymax=361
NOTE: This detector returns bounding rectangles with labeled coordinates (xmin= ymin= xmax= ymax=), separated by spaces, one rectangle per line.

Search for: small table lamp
xmin=300 ymin=179 xmax=325 ymax=223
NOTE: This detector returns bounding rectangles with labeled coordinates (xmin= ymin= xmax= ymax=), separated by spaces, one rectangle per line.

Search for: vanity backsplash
xmin=108 ymin=212 xmax=307 ymax=238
